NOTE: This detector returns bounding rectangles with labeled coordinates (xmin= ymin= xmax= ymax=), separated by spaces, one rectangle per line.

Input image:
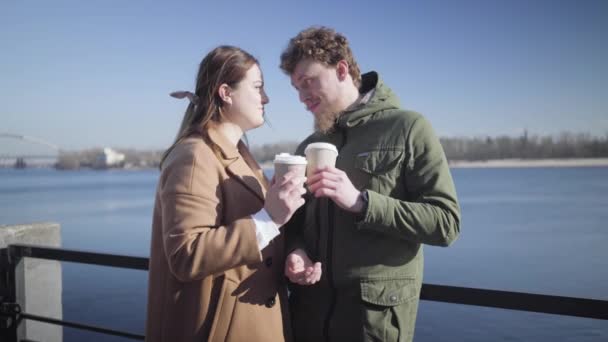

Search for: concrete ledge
xmin=0 ymin=222 xmax=61 ymax=247
xmin=1 ymin=222 xmax=62 ymax=342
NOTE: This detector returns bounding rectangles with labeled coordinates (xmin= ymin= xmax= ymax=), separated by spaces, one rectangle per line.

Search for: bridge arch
xmin=0 ymin=133 xmax=61 ymax=151
xmin=0 ymin=133 xmax=61 ymax=168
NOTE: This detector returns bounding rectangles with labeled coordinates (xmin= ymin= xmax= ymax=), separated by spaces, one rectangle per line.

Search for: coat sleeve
xmin=159 ymin=145 xmax=262 ymax=282
xmin=356 ymin=116 xmax=461 ymax=246
xmin=283 ymin=141 xmax=313 ymax=257
xmin=283 ymin=204 xmax=307 ymax=254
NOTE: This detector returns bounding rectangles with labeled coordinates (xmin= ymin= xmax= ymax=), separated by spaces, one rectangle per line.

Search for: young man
xmin=280 ymin=27 xmax=461 ymax=342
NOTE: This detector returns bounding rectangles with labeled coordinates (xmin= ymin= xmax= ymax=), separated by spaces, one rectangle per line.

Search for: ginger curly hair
xmin=280 ymin=26 xmax=361 ymax=87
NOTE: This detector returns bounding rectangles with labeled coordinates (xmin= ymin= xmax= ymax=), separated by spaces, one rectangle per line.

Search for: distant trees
xmin=247 ymin=132 xmax=608 ymax=163
xmin=249 ymin=141 xmax=300 ymax=163
xmin=55 ymin=154 xmax=81 ymax=170
xmin=51 ymin=132 xmax=608 ymax=170
xmin=440 ymin=131 xmax=608 ymax=161
xmin=55 ymin=148 xmax=163 ymax=170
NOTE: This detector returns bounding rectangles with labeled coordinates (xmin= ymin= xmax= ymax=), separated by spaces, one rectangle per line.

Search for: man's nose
xmin=298 ymin=91 xmax=308 ymax=103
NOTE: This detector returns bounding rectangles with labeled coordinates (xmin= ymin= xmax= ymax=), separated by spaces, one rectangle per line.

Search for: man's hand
xmin=307 ymin=166 xmax=365 ymax=213
xmin=285 ymin=248 xmax=322 ymax=285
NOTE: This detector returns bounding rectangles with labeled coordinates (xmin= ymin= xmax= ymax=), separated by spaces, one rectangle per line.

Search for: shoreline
xmin=261 ymin=158 xmax=608 ymax=170
xmin=448 ymin=158 xmax=608 ymax=168
xmin=3 ymin=158 xmax=608 ymax=171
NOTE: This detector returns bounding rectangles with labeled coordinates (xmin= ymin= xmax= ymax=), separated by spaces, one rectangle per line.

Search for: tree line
xmin=52 ymin=131 xmax=608 ymax=170
xmin=440 ymin=131 xmax=608 ymax=161
xmin=249 ymin=131 xmax=608 ymax=162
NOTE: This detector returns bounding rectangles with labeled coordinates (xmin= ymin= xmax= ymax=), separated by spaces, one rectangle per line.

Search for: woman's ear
xmin=218 ymin=84 xmax=233 ymax=106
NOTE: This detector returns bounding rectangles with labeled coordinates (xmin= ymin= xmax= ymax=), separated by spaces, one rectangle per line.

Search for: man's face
xmin=290 ymin=59 xmax=344 ymax=133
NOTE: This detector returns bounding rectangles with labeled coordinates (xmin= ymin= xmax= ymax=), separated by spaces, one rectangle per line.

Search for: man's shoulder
xmin=377 ymin=108 xmax=424 ymax=123
xmin=366 ymin=108 xmax=428 ymax=134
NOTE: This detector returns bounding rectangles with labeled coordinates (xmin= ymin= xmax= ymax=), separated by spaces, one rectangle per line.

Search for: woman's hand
xmin=264 ymin=171 xmax=306 ymax=226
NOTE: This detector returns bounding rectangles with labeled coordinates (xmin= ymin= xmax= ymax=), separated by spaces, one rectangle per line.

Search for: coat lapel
xmin=238 ymin=142 xmax=270 ymax=192
xmin=207 ymin=127 xmax=266 ymax=203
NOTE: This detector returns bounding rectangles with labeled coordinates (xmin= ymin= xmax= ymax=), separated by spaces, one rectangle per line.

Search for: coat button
xmin=265 ymin=297 xmax=276 ymax=308
xmin=265 ymin=257 xmax=273 ymax=267
xmin=389 ymin=295 xmax=398 ymax=302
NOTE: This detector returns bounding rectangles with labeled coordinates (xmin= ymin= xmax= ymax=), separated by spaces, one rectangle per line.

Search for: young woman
xmin=146 ymin=46 xmax=304 ymax=342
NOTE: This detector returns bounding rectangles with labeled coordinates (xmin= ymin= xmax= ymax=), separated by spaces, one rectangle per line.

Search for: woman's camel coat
xmin=146 ymin=128 xmax=292 ymax=342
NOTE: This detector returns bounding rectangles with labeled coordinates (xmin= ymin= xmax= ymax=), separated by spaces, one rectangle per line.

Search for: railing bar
xmin=9 ymin=244 xmax=148 ymax=270
xmin=421 ymin=284 xmax=608 ymax=320
xmin=5 ymin=245 xmax=608 ymax=321
xmin=18 ymin=312 xmax=144 ymax=340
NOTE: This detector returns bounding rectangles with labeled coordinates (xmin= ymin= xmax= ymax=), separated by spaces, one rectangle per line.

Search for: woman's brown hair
xmin=161 ymin=46 xmax=258 ymax=167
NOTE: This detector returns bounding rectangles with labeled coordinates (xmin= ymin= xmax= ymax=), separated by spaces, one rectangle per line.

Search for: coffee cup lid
xmin=304 ymin=142 xmax=338 ymax=154
xmin=273 ymin=153 xmax=307 ymax=164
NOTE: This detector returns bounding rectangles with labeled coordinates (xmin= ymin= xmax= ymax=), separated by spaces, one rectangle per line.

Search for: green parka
xmin=286 ymin=72 xmax=461 ymax=342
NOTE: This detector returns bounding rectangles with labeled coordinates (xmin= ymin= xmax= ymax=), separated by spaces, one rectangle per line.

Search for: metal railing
xmin=1 ymin=244 xmax=607 ymax=341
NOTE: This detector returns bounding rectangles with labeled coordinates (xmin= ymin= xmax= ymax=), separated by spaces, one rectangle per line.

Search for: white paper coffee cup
xmin=273 ymin=153 xmax=307 ymax=180
xmin=304 ymin=142 xmax=339 ymax=176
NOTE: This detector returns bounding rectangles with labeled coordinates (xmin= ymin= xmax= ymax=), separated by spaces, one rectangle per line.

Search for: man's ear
xmin=218 ymin=84 xmax=233 ymax=105
xmin=336 ymin=60 xmax=350 ymax=81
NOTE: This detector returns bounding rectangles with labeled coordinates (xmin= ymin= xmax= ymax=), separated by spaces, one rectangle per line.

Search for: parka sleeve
xmin=159 ymin=146 xmax=262 ymax=282
xmin=356 ymin=116 xmax=461 ymax=246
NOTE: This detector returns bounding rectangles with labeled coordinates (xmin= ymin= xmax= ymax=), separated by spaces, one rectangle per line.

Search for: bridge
xmin=0 ymin=133 xmax=61 ymax=169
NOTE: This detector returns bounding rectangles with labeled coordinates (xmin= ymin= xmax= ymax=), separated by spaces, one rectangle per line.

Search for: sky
xmin=1 ymin=0 xmax=607 ymax=153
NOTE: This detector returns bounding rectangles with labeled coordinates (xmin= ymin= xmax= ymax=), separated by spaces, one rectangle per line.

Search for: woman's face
xmin=224 ymin=64 xmax=269 ymax=132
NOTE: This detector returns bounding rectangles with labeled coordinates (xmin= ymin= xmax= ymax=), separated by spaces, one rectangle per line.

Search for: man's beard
xmin=313 ymin=110 xmax=342 ymax=134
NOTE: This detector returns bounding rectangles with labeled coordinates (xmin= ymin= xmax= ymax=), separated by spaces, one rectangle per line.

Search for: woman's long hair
xmin=161 ymin=46 xmax=258 ymax=167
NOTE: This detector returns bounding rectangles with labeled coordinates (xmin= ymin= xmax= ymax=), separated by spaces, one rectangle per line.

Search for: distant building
xmin=93 ymin=148 xmax=125 ymax=169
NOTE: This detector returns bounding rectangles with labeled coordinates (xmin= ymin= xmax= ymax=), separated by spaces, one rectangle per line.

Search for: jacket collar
xmin=337 ymin=71 xmax=399 ymax=129
xmin=206 ymin=126 xmax=268 ymax=201
xmin=207 ymin=126 xmax=240 ymax=161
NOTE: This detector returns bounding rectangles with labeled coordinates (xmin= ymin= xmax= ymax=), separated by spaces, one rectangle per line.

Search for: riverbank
xmin=5 ymin=158 xmax=608 ymax=171
xmin=448 ymin=158 xmax=608 ymax=168
xmin=261 ymin=158 xmax=608 ymax=171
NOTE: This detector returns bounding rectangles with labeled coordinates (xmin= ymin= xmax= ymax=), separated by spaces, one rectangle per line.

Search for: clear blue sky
xmin=1 ymin=0 xmax=607 ymax=152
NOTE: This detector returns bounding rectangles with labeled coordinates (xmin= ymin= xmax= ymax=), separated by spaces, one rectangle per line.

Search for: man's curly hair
xmin=280 ymin=27 xmax=361 ymax=87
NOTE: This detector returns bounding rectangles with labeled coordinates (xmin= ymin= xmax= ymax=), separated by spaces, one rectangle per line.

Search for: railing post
xmin=0 ymin=246 xmax=19 ymax=342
